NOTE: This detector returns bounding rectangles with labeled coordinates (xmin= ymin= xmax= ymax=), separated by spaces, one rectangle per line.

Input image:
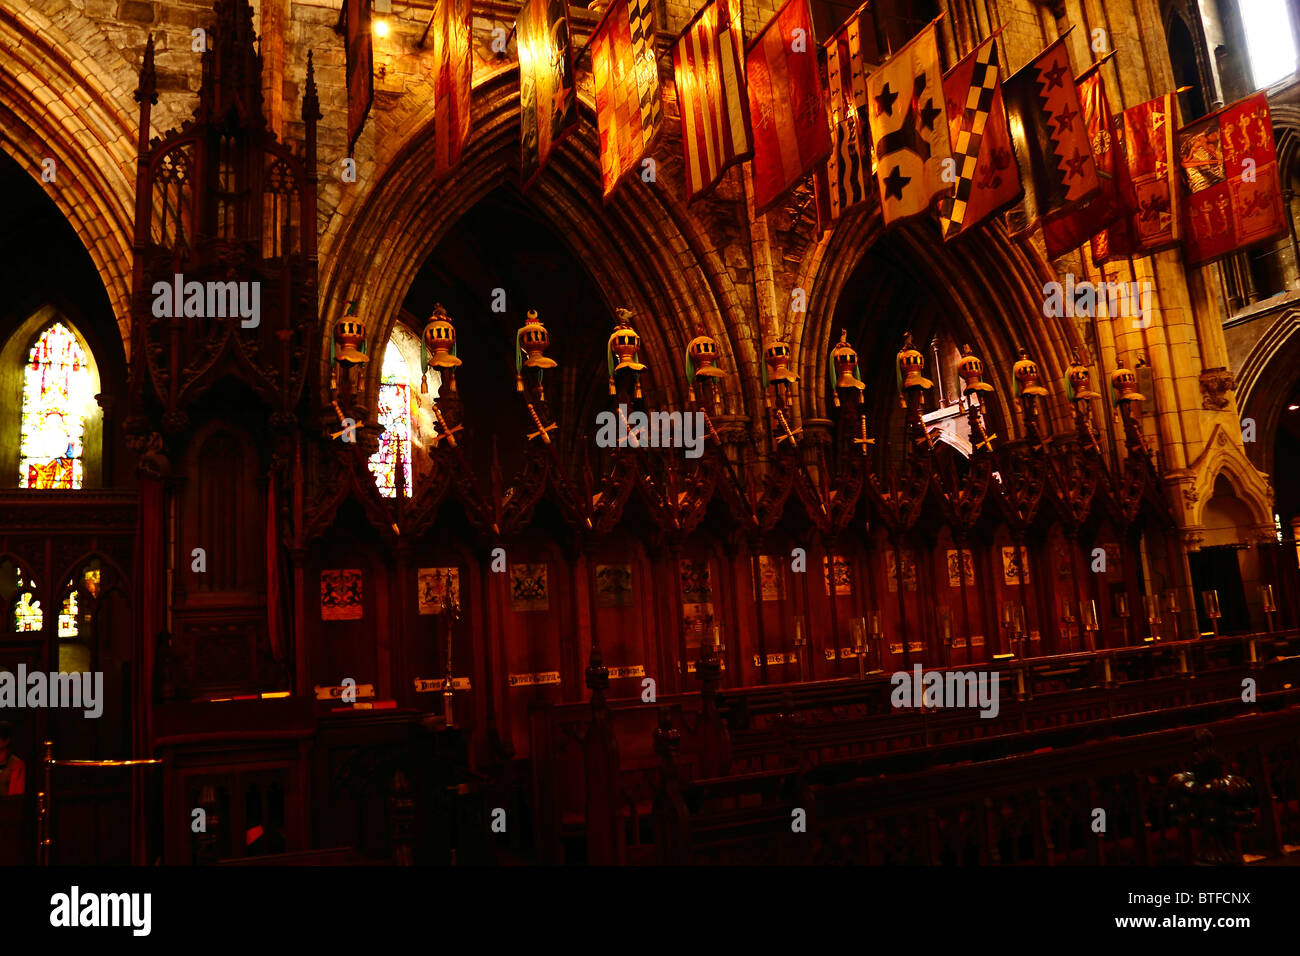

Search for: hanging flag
xmin=432 ymin=0 xmax=473 ymax=179
xmin=937 ymin=34 xmax=1020 ymax=241
xmin=341 ymin=0 xmax=373 ymax=153
xmin=746 ymin=0 xmax=831 ymax=215
xmin=1178 ymin=91 xmax=1287 ymax=265
xmin=1040 ymin=61 xmax=1127 ymax=258
xmin=865 ymin=19 xmax=953 ymax=227
xmin=1003 ymin=35 xmax=1100 ymax=241
xmin=821 ymin=3 xmax=872 ymax=221
xmin=672 ymin=0 xmax=752 ymax=202
xmin=812 ymin=162 xmax=834 ymax=235
xmin=1113 ymin=93 xmax=1181 ymax=252
xmin=518 ymin=0 xmax=578 ymax=190
xmin=592 ymin=0 xmax=663 ymax=197
xmin=1084 ymin=63 xmax=1134 ymax=263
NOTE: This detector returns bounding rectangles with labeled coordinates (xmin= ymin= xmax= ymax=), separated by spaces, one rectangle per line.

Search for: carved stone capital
xmin=1199 ymin=368 xmax=1236 ymax=410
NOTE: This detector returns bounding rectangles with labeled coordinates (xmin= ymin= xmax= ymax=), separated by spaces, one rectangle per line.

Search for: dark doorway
xmin=1188 ymin=546 xmax=1250 ymax=634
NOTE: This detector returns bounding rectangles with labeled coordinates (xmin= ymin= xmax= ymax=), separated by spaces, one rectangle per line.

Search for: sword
xmin=430 ymin=401 xmax=464 ymax=448
xmin=774 ymin=408 xmax=802 ymax=446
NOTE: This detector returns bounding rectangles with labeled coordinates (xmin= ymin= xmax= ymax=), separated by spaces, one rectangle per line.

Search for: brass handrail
xmin=38 ymin=740 xmax=163 ymax=865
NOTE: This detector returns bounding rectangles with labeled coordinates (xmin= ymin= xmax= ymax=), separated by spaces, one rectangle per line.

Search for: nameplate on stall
xmin=606 ymin=665 xmax=645 ymax=679
xmin=507 ymin=671 xmax=561 ymax=687
xmin=685 ymin=660 xmax=726 ymax=673
xmin=889 ymin=643 xmax=904 ymax=655
xmin=825 ymin=647 xmax=869 ymax=660
xmin=971 ymin=635 xmax=985 ymax=646
xmin=752 ymin=652 xmax=798 ymax=666
xmin=952 ymin=637 xmax=968 ymax=649
xmin=907 ymin=641 xmax=924 ymax=653
xmin=314 ymin=683 xmax=375 ymax=701
xmin=413 ymin=677 xmax=472 ymax=693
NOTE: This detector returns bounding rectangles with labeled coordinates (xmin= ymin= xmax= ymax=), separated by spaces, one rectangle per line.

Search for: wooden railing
xmin=527 ymin=630 xmax=1300 ymax=863
xmin=650 ymin=703 xmax=1300 ymax=864
xmin=38 ymin=740 xmax=164 ymax=865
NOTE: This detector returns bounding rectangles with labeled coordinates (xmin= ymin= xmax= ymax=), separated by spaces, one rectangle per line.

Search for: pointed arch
xmin=1 ymin=307 xmax=103 ymax=489
xmin=0 ymin=3 xmax=143 ymax=355
xmin=369 ymin=334 xmax=417 ymax=498
xmin=789 ymin=203 xmax=1078 ymax=439
xmin=318 ymin=66 xmax=760 ymax=429
xmin=1183 ymin=424 xmax=1275 ymax=540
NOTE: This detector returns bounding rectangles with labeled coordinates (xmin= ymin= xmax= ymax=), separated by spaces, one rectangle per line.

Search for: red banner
xmin=1114 ymin=93 xmax=1181 ymax=253
xmin=1042 ymin=62 xmax=1125 ymax=258
xmin=746 ymin=0 xmax=830 ymax=215
xmin=342 ymin=0 xmax=373 ymax=153
xmin=1178 ymin=92 xmax=1287 ymax=265
xmin=432 ymin=0 xmax=473 ymax=179
xmin=1003 ymin=35 xmax=1099 ymax=237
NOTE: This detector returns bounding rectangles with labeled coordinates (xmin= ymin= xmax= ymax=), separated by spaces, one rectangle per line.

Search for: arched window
xmin=56 ymin=560 xmax=101 ymax=672
xmin=1 ymin=559 xmax=42 ymax=633
xmin=369 ymin=340 xmax=414 ymax=497
xmin=1240 ymin=0 xmax=1297 ymax=89
xmin=18 ymin=322 xmax=94 ymax=489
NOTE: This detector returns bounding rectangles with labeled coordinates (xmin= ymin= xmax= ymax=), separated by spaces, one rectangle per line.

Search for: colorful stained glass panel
xmin=14 ymin=592 xmax=42 ymax=632
xmin=368 ymin=341 xmax=413 ymax=497
xmin=58 ymin=591 xmax=79 ymax=638
xmin=19 ymin=322 xmax=91 ymax=489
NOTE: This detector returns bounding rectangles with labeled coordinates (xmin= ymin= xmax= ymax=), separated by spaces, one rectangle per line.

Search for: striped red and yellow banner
xmin=672 ymin=0 xmax=752 ymax=201
xmin=746 ymin=0 xmax=831 ymax=215
xmin=592 ymin=0 xmax=663 ymax=197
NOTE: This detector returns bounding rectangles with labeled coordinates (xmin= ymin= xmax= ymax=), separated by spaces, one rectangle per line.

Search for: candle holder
xmin=1144 ymin=593 xmax=1163 ymax=643
xmin=1060 ymin=600 xmax=1078 ymax=651
xmin=1202 ymin=589 xmax=1221 ymax=637
xmin=939 ymin=607 xmax=954 ymax=666
xmin=793 ymin=615 xmax=807 ymax=681
xmin=1166 ymin=589 xmax=1181 ymax=642
xmin=1261 ymin=584 xmax=1277 ymax=633
xmin=442 ymin=569 xmax=459 ymax=726
xmin=997 ymin=605 xmax=1025 ymax=660
xmin=1115 ymin=592 xmax=1131 ymax=645
xmin=852 ymin=618 xmax=867 ymax=680
xmin=939 ymin=607 xmax=953 ymax=645
xmin=868 ymin=611 xmax=883 ymax=671
xmin=1082 ymin=600 xmax=1100 ymax=652
xmin=696 ymin=621 xmax=722 ymax=686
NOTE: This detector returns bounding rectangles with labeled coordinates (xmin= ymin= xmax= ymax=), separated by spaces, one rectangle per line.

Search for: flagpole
xmin=1073 ymin=48 xmax=1116 ymax=83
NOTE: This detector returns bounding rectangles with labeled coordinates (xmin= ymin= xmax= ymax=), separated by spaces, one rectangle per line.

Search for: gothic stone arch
xmin=318 ymin=67 xmax=760 ymax=432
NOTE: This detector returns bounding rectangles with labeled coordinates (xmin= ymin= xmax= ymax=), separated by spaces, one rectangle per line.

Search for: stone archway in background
xmin=0 ymin=3 xmax=146 ymax=358
xmin=790 ymin=201 xmax=1077 ymax=442
xmin=319 ymin=67 xmax=761 ymax=432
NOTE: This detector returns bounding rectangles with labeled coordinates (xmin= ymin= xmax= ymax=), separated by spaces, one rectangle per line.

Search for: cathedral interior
xmin=1 ymin=0 xmax=1300 ymax=872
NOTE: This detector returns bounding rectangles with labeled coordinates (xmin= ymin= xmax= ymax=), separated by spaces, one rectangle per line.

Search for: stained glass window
xmin=12 ymin=568 xmax=42 ymax=632
xmin=19 ymin=322 xmax=92 ymax=489
xmin=368 ymin=340 xmax=413 ymax=497
xmin=58 ymin=591 xmax=79 ymax=638
xmin=14 ymin=593 xmax=42 ymax=631
xmin=1 ymin=561 xmax=41 ymax=632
